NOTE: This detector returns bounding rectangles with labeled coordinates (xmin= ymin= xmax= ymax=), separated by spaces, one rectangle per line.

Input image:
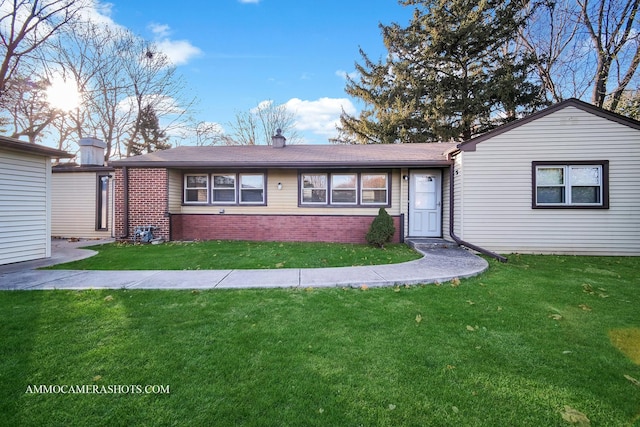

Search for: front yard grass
xmin=45 ymin=240 xmax=422 ymax=270
xmin=2 ymin=255 xmax=640 ymax=426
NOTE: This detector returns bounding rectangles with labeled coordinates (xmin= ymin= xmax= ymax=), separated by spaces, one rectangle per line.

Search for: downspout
xmin=449 ymin=165 xmax=507 ymax=263
xmin=122 ymin=166 xmax=129 ymax=239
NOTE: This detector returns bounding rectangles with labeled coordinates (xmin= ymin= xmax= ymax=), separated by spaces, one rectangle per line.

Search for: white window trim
xmin=534 ymin=164 xmax=604 ymax=207
xmin=301 ymin=173 xmax=328 ymax=205
xmin=212 ymin=174 xmax=237 ymax=204
xmin=330 ymin=173 xmax=358 ymax=205
xmin=239 ymin=173 xmax=265 ymax=205
xmin=360 ymin=173 xmax=389 ymax=205
xmin=184 ymin=174 xmax=209 ymax=204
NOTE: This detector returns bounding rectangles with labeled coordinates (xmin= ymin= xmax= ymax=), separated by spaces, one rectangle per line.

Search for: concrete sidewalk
xmin=0 ymin=239 xmax=489 ymax=290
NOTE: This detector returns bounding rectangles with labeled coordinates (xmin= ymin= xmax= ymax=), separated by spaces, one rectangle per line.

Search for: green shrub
xmin=366 ymin=208 xmax=395 ymax=248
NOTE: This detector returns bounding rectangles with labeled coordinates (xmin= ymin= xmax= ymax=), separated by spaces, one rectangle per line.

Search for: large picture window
xmin=533 ymin=161 xmax=609 ymax=208
xmin=184 ymin=173 xmax=266 ymax=205
xmin=299 ymin=171 xmax=390 ymax=207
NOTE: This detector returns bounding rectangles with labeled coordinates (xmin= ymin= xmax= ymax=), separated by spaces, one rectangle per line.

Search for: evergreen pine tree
xmin=129 ymin=104 xmax=171 ymax=156
xmin=341 ymin=0 xmax=545 ymax=143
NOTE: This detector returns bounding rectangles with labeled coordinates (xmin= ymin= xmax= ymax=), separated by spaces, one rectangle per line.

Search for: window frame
xmin=361 ymin=172 xmax=389 ymax=205
xmin=301 ymin=173 xmax=328 ymax=204
xmin=330 ymin=173 xmax=358 ymax=205
xmin=184 ymin=174 xmax=210 ymax=204
xmin=298 ymin=170 xmax=391 ymax=208
xmin=182 ymin=172 xmax=267 ymax=206
xmin=532 ymin=161 xmax=609 ymax=209
xmin=211 ymin=174 xmax=237 ymax=204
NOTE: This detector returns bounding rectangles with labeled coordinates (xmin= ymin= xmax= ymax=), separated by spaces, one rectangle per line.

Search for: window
xmin=331 ymin=174 xmax=357 ymax=204
xmin=183 ymin=172 xmax=266 ymax=205
xmin=240 ymin=174 xmax=265 ymax=204
xmin=96 ymin=175 xmax=110 ymax=230
xmin=301 ymin=174 xmax=327 ymax=204
xmin=533 ymin=161 xmax=609 ymax=208
xmin=212 ymin=175 xmax=236 ymax=203
xmin=185 ymin=175 xmax=209 ymax=203
xmin=299 ymin=171 xmax=391 ymax=207
xmin=361 ymin=173 xmax=388 ymax=205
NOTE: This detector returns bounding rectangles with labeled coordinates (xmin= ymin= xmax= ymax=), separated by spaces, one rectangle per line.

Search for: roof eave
xmin=109 ymin=160 xmax=453 ymax=169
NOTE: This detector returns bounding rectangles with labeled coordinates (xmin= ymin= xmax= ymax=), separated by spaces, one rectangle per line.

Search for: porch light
xmin=277 ymin=182 xmax=283 ymax=190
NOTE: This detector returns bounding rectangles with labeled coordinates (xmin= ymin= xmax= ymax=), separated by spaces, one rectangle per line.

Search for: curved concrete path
xmin=0 ymin=239 xmax=489 ymax=290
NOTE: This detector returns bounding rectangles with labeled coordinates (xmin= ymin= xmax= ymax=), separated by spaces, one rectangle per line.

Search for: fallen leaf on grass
xmin=466 ymin=325 xmax=478 ymax=331
xmin=104 ymin=295 xmax=113 ymax=302
xmin=549 ymin=314 xmax=563 ymax=321
xmin=624 ymin=374 xmax=640 ymax=387
xmin=450 ymin=277 xmax=461 ymax=287
xmin=415 ymin=314 xmax=422 ymax=324
xmin=388 ymin=404 xmax=396 ymax=410
xmin=466 ymin=300 xmax=475 ymax=305
xmin=360 ymin=285 xmax=369 ymax=291
xmin=560 ymin=405 xmax=590 ymax=426
xmin=578 ymin=304 xmax=592 ymax=311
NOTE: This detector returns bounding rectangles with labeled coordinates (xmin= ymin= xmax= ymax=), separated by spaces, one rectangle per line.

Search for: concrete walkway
xmin=0 ymin=239 xmax=489 ymax=290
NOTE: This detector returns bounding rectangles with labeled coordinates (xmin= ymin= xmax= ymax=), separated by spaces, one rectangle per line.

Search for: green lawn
xmin=45 ymin=240 xmax=422 ymax=270
xmin=3 ymin=255 xmax=640 ymax=426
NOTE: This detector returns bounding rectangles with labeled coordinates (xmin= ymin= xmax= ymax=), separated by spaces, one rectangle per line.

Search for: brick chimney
xmin=271 ymin=128 xmax=286 ymax=148
xmin=79 ymin=137 xmax=106 ymax=166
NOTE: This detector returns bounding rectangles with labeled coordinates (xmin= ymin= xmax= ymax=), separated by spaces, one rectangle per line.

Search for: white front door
xmin=409 ymin=170 xmax=442 ymax=237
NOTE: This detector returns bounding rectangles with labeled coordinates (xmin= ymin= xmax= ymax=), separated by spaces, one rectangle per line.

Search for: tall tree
xmin=129 ymin=104 xmax=170 ymax=156
xmin=341 ymin=0 xmax=544 ymax=143
xmin=0 ymin=0 xmax=84 ymax=100
xmin=579 ymin=0 xmax=640 ymax=109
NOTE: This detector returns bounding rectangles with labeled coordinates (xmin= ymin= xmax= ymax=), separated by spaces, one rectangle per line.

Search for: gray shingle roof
xmin=110 ymin=143 xmax=456 ymax=169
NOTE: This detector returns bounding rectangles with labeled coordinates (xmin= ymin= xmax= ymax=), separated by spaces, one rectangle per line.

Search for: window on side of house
xmin=212 ymin=174 xmax=236 ymax=203
xmin=361 ymin=173 xmax=388 ymax=205
xmin=301 ymin=174 xmax=328 ymax=204
xmin=185 ymin=174 xmax=209 ymax=204
xmin=533 ymin=161 xmax=609 ymax=208
xmin=331 ymin=173 xmax=357 ymax=204
xmin=239 ymin=173 xmax=265 ymax=204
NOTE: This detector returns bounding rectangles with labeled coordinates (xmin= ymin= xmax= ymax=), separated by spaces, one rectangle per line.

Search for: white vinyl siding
xmin=51 ymin=172 xmax=114 ymax=239
xmin=453 ymin=105 xmax=640 ymax=255
xmin=0 ymin=148 xmax=50 ymax=265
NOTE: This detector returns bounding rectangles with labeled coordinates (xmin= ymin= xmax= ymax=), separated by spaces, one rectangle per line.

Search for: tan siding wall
xmin=52 ymin=172 xmax=113 ymax=238
xmin=457 ymin=106 xmax=640 ymax=255
xmin=0 ymin=148 xmax=49 ymax=264
xmin=441 ymin=167 xmax=452 ymax=242
xmin=167 ymin=169 xmax=182 ymax=213
xmin=176 ymin=169 xmax=402 ymax=216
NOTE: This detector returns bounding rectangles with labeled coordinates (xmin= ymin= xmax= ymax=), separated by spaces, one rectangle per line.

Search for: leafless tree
xmin=579 ymin=0 xmax=640 ymax=109
xmin=520 ymin=0 xmax=640 ymax=111
xmin=0 ymin=0 xmax=85 ymax=99
xmin=227 ymin=100 xmax=301 ymax=145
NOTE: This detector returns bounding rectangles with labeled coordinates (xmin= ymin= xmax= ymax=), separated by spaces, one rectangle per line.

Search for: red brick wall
xmin=114 ymin=168 xmax=170 ymax=241
xmin=170 ymin=214 xmax=402 ymax=244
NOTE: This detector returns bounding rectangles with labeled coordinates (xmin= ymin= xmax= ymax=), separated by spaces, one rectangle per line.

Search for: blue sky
xmin=97 ymin=0 xmax=414 ymax=144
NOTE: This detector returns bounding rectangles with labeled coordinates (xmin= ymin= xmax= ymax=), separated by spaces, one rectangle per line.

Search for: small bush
xmin=366 ymin=208 xmax=395 ymax=248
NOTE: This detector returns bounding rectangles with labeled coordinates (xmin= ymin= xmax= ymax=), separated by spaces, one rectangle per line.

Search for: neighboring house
xmin=52 ymin=138 xmax=115 ymax=239
xmin=110 ymin=99 xmax=640 ymax=256
xmin=0 ymin=136 xmax=73 ymax=265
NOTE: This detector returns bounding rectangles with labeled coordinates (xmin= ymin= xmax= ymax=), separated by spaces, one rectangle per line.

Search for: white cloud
xmin=154 ymin=38 xmax=202 ymax=65
xmin=285 ymin=97 xmax=357 ymax=141
xmin=335 ymin=69 xmax=359 ymax=80
xmin=149 ymin=23 xmax=171 ymax=37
